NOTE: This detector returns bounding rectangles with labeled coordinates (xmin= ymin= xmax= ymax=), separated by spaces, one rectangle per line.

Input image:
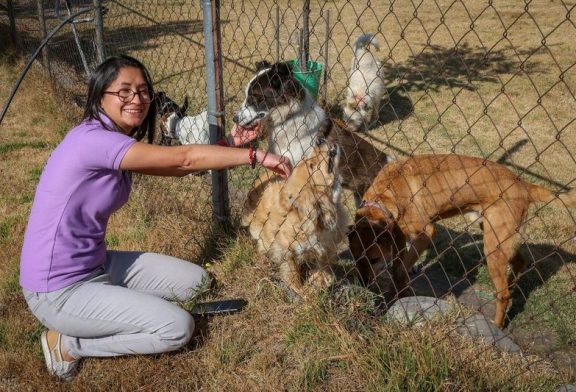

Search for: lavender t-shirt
xmin=20 ymin=115 xmax=136 ymax=292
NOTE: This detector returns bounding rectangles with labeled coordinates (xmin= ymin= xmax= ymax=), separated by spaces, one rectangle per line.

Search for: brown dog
xmin=324 ymin=118 xmax=391 ymax=203
xmin=245 ymin=137 xmax=349 ymax=297
xmin=348 ymin=154 xmax=576 ymax=327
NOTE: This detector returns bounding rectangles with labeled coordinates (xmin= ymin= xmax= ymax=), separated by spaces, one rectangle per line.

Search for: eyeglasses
xmin=104 ymin=88 xmax=153 ymax=103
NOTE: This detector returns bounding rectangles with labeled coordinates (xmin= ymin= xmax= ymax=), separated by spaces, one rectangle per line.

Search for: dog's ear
xmin=255 ymin=60 xmax=272 ymax=71
xmin=274 ymin=62 xmax=293 ymax=77
xmin=318 ymin=118 xmax=333 ymax=138
xmin=272 ymin=62 xmax=306 ymax=99
xmin=390 ymin=223 xmax=407 ymax=254
xmin=154 ymin=91 xmax=166 ymax=105
xmin=179 ymin=96 xmax=189 ymax=116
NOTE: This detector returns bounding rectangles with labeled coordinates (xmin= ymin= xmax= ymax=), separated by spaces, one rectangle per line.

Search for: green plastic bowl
xmin=288 ymin=60 xmax=323 ymax=99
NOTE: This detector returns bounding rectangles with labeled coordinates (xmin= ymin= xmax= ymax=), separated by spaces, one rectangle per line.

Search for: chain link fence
xmin=2 ymin=0 xmax=576 ymax=386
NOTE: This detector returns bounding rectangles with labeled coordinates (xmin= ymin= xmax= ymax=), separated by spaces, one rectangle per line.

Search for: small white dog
xmin=164 ymin=110 xmax=209 ymax=145
xmin=156 ymin=92 xmax=209 ymax=145
xmin=342 ymin=33 xmax=388 ymax=132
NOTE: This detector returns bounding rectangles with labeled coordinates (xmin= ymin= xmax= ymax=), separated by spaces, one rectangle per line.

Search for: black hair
xmin=83 ymin=55 xmax=157 ymax=143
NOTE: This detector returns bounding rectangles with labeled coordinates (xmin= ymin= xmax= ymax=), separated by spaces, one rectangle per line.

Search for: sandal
xmin=40 ymin=330 xmax=79 ymax=380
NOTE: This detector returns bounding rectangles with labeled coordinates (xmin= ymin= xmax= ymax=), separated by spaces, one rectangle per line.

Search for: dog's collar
xmin=360 ymin=200 xmax=381 ymax=209
xmin=360 ymin=200 xmax=391 ymax=213
xmin=360 ymin=200 xmax=400 ymax=222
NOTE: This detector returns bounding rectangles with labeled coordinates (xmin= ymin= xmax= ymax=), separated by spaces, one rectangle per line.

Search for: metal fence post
xmin=64 ymin=1 xmax=90 ymax=78
xmin=93 ymin=0 xmax=105 ymax=64
xmin=201 ymin=0 xmax=229 ymax=224
xmin=35 ymin=0 xmax=50 ymax=73
xmin=7 ymin=0 xmax=18 ymax=50
xmin=300 ymin=0 xmax=310 ymax=70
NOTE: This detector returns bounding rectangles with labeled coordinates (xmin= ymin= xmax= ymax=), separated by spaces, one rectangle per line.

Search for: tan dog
xmin=245 ymin=138 xmax=349 ymax=297
xmin=348 ymin=154 xmax=576 ymax=328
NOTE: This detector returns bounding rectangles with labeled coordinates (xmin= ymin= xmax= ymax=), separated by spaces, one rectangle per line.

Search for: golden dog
xmin=245 ymin=138 xmax=349 ymax=297
xmin=348 ymin=154 xmax=576 ymax=327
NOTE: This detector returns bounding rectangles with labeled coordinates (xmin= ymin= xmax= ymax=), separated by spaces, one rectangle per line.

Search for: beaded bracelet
xmin=248 ymin=144 xmax=257 ymax=169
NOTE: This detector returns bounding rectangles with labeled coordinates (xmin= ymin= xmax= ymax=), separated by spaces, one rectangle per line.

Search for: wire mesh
xmin=2 ymin=0 xmax=576 ymax=386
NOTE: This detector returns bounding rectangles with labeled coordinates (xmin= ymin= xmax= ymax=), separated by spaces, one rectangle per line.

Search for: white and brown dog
xmin=342 ymin=33 xmax=388 ymax=132
xmin=246 ymin=137 xmax=349 ymax=297
xmin=233 ymin=60 xmax=391 ymax=206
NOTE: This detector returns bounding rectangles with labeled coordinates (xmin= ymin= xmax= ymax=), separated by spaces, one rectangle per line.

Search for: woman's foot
xmin=40 ymin=330 xmax=79 ymax=380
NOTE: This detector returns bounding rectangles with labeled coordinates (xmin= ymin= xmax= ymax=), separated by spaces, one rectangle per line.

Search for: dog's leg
xmin=279 ymin=256 xmax=306 ymax=298
xmin=483 ymin=242 xmax=513 ymax=328
xmin=508 ymin=251 xmax=528 ymax=288
xmin=308 ymin=267 xmax=335 ymax=290
xmin=242 ymin=171 xmax=277 ymax=227
xmin=483 ymin=205 xmax=526 ymax=328
xmin=393 ymin=226 xmax=434 ymax=296
xmin=310 ymin=250 xmax=339 ymax=290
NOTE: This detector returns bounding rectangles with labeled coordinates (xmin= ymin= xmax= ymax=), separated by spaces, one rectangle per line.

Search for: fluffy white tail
xmin=353 ymin=33 xmax=380 ymax=52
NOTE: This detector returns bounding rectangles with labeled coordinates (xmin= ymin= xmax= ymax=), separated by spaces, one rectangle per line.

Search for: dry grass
xmin=2 ymin=0 xmax=576 ymax=389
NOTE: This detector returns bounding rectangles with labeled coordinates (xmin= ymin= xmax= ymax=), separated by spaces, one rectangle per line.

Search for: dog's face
xmin=342 ymin=94 xmax=374 ymax=131
xmin=155 ymin=91 xmax=188 ymax=118
xmin=348 ymin=205 xmax=405 ymax=284
xmin=286 ymin=136 xmax=341 ymax=198
xmin=154 ymin=92 xmax=188 ymax=139
xmin=233 ymin=61 xmax=306 ymax=128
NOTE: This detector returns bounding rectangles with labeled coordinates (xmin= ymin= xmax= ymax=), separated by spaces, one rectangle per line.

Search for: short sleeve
xmin=68 ymin=120 xmax=137 ymax=170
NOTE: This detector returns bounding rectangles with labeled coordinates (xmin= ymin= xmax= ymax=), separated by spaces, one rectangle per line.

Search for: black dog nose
xmin=233 ymin=114 xmax=239 ymax=123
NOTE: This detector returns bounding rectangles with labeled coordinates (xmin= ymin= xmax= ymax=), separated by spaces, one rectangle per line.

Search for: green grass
xmin=512 ymin=265 xmax=576 ymax=348
xmin=0 ymin=264 xmax=20 ymax=298
xmin=219 ymin=235 xmax=256 ymax=274
xmin=0 ymin=141 xmax=49 ymax=154
xmin=105 ymin=234 xmax=120 ymax=247
xmin=0 ymin=219 xmax=13 ymax=242
xmin=28 ymin=167 xmax=43 ymax=182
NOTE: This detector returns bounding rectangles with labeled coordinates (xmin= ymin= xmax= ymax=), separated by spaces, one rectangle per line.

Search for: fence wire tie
xmin=208 ymin=110 xmax=225 ymax=118
xmin=70 ymin=17 xmax=95 ymax=24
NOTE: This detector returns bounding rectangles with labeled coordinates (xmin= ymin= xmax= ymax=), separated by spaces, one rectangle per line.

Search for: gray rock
xmin=456 ymin=314 xmax=521 ymax=353
xmin=386 ymin=296 xmax=455 ymax=326
xmin=556 ymin=385 xmax=576 ymax=392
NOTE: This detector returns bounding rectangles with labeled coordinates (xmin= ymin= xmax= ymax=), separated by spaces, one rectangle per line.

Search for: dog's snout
xmin=233 ymin=105 xmax=267 ymax=127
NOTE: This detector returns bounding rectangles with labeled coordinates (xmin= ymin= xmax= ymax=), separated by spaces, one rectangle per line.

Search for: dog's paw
xmin=308 ymin=269 xmax=335 ymax=289
xmin=274 ymin=279 xmax=304 ymax=303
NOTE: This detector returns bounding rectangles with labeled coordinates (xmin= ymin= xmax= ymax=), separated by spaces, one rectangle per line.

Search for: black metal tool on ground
xmin=190 ymin=299 xmax=247 ymax=316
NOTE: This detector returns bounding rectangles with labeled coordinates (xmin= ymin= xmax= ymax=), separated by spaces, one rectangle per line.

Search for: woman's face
xmin=100 ymin=66 xmax=151 ymax=134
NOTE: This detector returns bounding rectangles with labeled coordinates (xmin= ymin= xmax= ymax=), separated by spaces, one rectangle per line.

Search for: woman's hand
xmin=230 ymin=122 xmax=262 ymax=146
xmin=256 ymin=150 xmax=292 ymax=179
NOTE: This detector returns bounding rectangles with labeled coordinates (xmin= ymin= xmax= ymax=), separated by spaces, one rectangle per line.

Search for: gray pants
xmin=22 ymin=251 xmax=209 ymax=358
